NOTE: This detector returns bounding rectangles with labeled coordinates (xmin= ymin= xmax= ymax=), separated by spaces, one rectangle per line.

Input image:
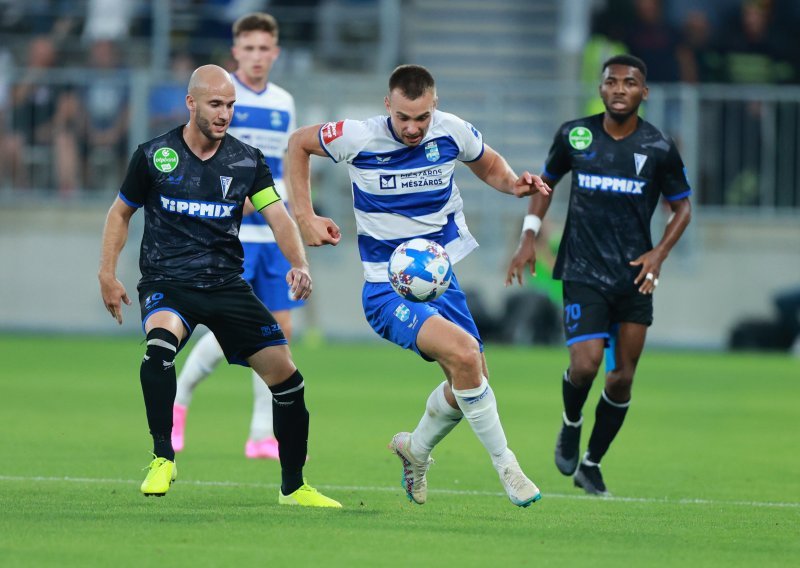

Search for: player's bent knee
xmin=569 ymin=358 xmax=602 ymax=385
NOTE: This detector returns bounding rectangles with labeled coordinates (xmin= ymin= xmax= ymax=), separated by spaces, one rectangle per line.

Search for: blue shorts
xmin=362 ymin=274 xmax=482 ymax=361
xmin=242 ymin=241 xmax=305 ymax=312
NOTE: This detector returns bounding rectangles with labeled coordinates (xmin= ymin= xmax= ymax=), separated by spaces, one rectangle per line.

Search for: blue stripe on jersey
xmin=351 ymin=136 xmax=460 ymax=170
xmin=352 ymin=180 xmax=453 ymax=215
xmin=665 ymin=189 xmax=692 ymax=201
xmin=357 ymin=212 xmax=459 ymax=262
xmin=265 ymin=155 xmax=283 ymax=179
xmin=118 ymin=191 xmax=142 ymax=209
xmin=230 ymin=105 xmax=291 ymax=132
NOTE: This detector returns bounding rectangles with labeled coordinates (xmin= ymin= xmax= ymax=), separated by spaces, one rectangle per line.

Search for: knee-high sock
xmin=269 ymin=370 xmax=308 ymax=495
xmin=562 ymin=369 xmax=591 ymax=424
xmin=174 ymin=331 xmax=224 ymax=407
xmin=586 ymin=390 xmax=630 ymax=464
xmin=140 ymin=329 xmax=179 ymax=460
xmin=249 ymin=370 xmax=274 ymax=440
xmin=452 ymin=377 xmax=514 ymax=467
xmin=409 ymin=381 xmax=463 ymax=460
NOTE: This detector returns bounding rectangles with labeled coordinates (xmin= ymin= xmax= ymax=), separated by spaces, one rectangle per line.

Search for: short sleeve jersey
xmin=119 ymin=126 xmax=278 ymax=288
xmin=229 ymin=76 xmax=296 ymax=244
xmin=543 ymin=113 xmax=691 ymax=292
xmin=319 ymin=110 xmax=485 ymax=282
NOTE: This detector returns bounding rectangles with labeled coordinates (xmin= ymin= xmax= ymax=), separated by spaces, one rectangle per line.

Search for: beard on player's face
xmin=196 ymin=113 xmax=226 ymax=140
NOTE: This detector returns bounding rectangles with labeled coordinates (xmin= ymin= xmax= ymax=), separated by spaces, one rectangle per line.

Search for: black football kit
xmin=542 ymin=113 xmax=691 ymax=344
xmin=119 ymin=126 xmax=287 ymax=363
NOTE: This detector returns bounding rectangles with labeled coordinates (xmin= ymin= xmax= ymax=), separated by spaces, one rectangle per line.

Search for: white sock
xmin=174 ymin=332 xmax=224 ymax=406
xmin=249 ymin=370 xmax=274 ymax=440
xmin=452 ymin=377 xmax=514 ymax=467
xmin=409 ymin=381 xmax=463 ymax=460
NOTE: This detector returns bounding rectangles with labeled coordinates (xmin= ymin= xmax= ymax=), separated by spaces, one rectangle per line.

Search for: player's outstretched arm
xmin=505 ymin=184 xmax=554 ymax=287
xmin=98 ymin=197 xmax=135 ymax=324
xmin=286 ymin=124 xmax=341 ymax=247
xmin=466 ymin=144 xmax=551 ymax=197
xmin=261 ymin=201 xmax=313 ymax=300
xmin=630 ymin=197 xmax=692 ymax=294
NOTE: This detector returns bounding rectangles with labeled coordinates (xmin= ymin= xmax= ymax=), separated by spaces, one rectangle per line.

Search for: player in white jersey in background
xmin=172 ymin=13 xmax=303 ymax=460
xmin=287 ymin=64 xmax=552 ymax=507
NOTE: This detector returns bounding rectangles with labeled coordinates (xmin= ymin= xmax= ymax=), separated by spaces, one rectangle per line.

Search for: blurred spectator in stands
xmin=623 ymin=0 xmax=692 ymax=82
xmin=716 ymin=0 xmax=796 ymax=84
xmin=2 ymin=36 xmax=71 ymax=190
xmin=56 ymin=39 xmax=130 ymax=194
xmin=82 ymin=0 xmax=133 ymax=42
xmin=148 ymin=52 xmax=194 ymax=137
xmin=582 ymin=10 xmax=628 ymax=115
xmin=679 ymin=9 xmax=721 ymax=83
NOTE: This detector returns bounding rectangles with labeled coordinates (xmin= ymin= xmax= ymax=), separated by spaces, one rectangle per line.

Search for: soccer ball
xmin=388 ymin=238 xmax=453 ymax=302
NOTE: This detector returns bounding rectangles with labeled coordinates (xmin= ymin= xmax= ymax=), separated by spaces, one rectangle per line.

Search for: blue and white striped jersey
xmin=229 ymin=74 xmax=296 ymax=244
xmin=320 ymin=110 xmax=485 ymax=282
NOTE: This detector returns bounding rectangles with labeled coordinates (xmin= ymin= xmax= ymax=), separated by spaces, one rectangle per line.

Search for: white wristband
xmin=521 ymin=214 xmax=542 ymax=237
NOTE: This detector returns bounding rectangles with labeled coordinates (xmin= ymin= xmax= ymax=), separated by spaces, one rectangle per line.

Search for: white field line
xmin=1 ymin=474 xmax=798 ymax=509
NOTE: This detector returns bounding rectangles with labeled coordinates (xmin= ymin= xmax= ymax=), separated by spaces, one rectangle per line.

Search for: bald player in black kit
xmin=99 ymin=64 xmax=340 ymax=507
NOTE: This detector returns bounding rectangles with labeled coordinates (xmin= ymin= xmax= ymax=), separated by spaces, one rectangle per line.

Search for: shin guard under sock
xmin=140 ymin=328 xmax=179 ymax=461
xmin=269 ymin=369 xmax=308 ymax=494
xmin=586 ymin=390 xmax=630 ymax=464
xmin=562 ymin=369 xmax=592 ymax=423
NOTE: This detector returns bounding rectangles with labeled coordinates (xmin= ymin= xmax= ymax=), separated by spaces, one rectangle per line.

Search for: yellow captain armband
xmin=251 ymin=186 xmax=281 ymax=211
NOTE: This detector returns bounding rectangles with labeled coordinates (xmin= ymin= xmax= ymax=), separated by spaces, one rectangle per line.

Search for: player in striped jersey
xmin=173 ymin=13 xmax=302 ymax=461
xmin=287 ymin=64 xmax=552 ymax=507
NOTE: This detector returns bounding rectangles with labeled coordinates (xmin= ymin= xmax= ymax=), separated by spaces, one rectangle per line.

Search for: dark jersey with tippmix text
xmin=543 ymin=113 xmax=691 ymax=292
xmin=119 ymin=126 xmax=279 ymax=288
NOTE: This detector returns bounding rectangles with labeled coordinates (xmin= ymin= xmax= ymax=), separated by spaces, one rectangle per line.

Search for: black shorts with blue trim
xmin=561 ymin=280 xmax=653 ymax=346
xmin=138 ymin=277 xmax=287 ymax=366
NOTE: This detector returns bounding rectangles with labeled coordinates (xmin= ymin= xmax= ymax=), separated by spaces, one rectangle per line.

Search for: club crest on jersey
xmin=270 ymin=110 xmax=284 ymax=129
xmin=634 ymin=153 xmax=648 ymax=176
xmin=568 ymin=127 xmax=593 ymax=150
xmin=220 ymin=176 xmax=233 ymax=198
xmin=153 ymin=147 xmax=179 ymax=173
xmin=425 ymin=141 xmax=440 ymax=162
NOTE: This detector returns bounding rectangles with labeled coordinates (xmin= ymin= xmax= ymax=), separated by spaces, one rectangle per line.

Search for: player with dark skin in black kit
xmin=506 ymin=54 xmax=692 ymax=496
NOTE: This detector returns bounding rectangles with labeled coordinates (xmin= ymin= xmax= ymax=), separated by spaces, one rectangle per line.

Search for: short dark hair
xmin=233 ymin=12 xmax=279 ymax=40
xmin=602 ymin=54 xmax=647 ymax=79
xmin=388 ymin=64 xmax=436 ymax=100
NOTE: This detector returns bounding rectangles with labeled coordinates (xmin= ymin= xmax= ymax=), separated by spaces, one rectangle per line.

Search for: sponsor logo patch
xmin=321 ymin=121 xmax=344 ymax=144
xmin=577 ymin=172 xmax=645 ymax=194
xmin=380 ymin=174 xmax=396 ymax=189
xmin=568 ymin=127 xmax=593 ymax=150
xmin=159 ymin=196 xmax=235 ymax=218
xmin=153 ymin=147 xmax=179 ymax=173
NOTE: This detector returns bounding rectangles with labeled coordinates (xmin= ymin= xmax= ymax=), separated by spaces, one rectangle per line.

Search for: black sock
xmin=586 ymin=390 xmax=630 ymax=463
xmin=140 ymin=329 xmax=179 ymax=461
xmin=562 ymin=369 xmax=591 ymax=423
xmin=270 ymin=369 xmax=308 ymax=495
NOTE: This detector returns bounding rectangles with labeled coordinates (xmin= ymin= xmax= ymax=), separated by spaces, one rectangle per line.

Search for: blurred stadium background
xmin=1 ymin=0 xmax=799 ymax=352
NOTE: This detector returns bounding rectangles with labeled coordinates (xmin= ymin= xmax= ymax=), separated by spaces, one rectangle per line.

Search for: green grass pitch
xmin=0 ymin=335 xmax=797 ymax=567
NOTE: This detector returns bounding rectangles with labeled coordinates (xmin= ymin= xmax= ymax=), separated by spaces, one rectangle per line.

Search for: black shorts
xmin=562 ymin=280 xmax=653 ymax=346
xmin=138 ymin=277 xmax=287 ymax=366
